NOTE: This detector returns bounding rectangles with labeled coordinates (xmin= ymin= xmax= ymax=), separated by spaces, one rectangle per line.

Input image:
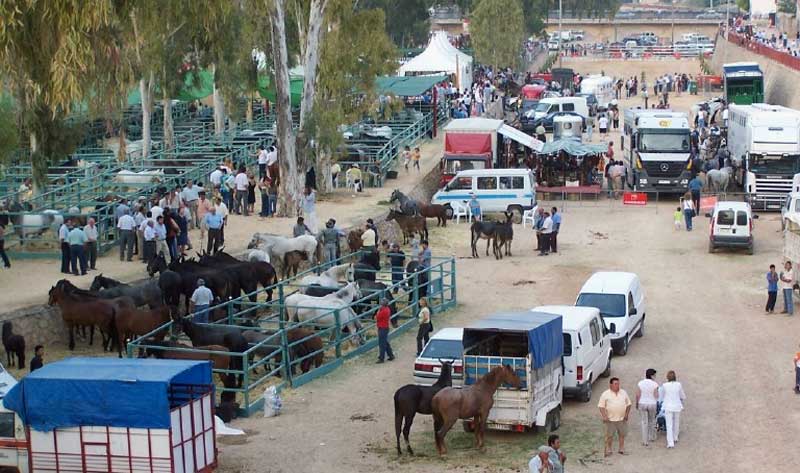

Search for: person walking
xmin=320 ymin=219 xmax=340 ymax=263
xmin=418 ymin=239 xmax=431 ymax=269
xmin=781 ymin=261 xmax=795 ymax=315
xmin=550 ymin=207 xmax=561 ymax=253
xmin=59 ymin=219 xmax=71 ymax=274
xmin=681 ymin=194 xmax=695 ymax=231
xmin=688 ymin=174 xmax=703 ymax=213
xmin=154 ymin=215 xmax=169 ymax=259
xmin=598 ymin=377 xmax=632 ymax=457
xmin=247 ymin=173 xmax=256 ymax=215
xmin=189 ymin=279 xmax=215 ymax=324
xmin=389 ymin=243 xmax=405 ymax=293
xmin=234 ymin=166 xmax=249 ymax=216
xmin=412 ymin=147 xmax=421 ymax=172
xmin=546 ymin=434 xmax=566 ymax=473
xmin=767 ymin=264 xmax=779 ymax=313
xmin=416 ymin=298 xmax=433 ymax=356
xmin=375 ymin=298 xmax=395 ymax=363
xmin=196 ymin=191 xmax=212 ymax=247
xmin=67 ymin=224 xmax=88 ymax=276
xmin=539 ymin=211 xmax=553 ymax=256
xmin=204 ymin=207 xmax=223 ymax=255
xmin=301 ymin=186 xmax=317 ymax=233
xmin=402 ymin=146 xmax=411 ymax=172
xmin=598 ymin=114 xmax=609 ymax=139
xmin=0 ymin=223 xmax=9 ymax=269
xmin=256 ymin=145 xmax=268 ymax=180
xmin=84 ymin=218 xmax=98 ymax=270
xmin=636 ymin=368 xmax=659 ymax=446
xmin=117 ymin=211 xmax=136 ymax=262
xmin=468 ymin=193 xmax=481 ymax=221
xmin=659 ymin=370 xmax=686 ymax=449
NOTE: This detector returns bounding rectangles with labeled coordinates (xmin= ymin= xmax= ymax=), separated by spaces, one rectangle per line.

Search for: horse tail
xmin=394 ymin=391 xmax=404 ymax=453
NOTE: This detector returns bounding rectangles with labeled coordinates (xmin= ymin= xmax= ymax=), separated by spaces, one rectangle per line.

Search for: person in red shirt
xmin=375 ymin=298 xmax=395 ymax=363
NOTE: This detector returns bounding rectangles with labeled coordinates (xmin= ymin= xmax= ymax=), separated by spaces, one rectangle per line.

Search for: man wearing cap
xmin=528 ymin=445 xmax=554 ymax=472
xmin=375 ymin=298 xmax=394 ymax=363
xmin=320 ymin=219 xmax=340 ymax=263
xmin=190 ymin=279 xmax=214 ymax=323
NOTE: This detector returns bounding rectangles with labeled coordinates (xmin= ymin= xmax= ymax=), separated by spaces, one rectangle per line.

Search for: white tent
xmin=398 ymin=31 xmax=473 ymax=90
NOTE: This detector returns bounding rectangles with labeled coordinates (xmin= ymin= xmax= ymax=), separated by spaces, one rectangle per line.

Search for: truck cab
xmin=622 ymin=109 xmax=692 ymax=193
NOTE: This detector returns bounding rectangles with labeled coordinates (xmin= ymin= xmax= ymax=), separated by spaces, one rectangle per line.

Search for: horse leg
xmin=89 ymin=325 xmax=95 ymax=346
xmin=68 ymin=324 xmax=75 ymax=350
xmin=403 ymin=412 xmax=416 ymax=455
xmin=436 ymin=415 xmax=458 ymax=455
xmin=485 ymin=237 xmax=491 ymax=256
xmin=395 ymin=411 xmax=404 ymax=455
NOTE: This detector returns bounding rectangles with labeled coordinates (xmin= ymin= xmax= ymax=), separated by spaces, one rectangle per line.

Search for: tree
xmin=737 ymin=0 xmax=750 ymax=12
xmin=471 ymin=0 xmax=526 ymax=70
xmin=358 ymin=0 xmax=430 ymax=48
xmin=778 ymin=0 xmax=796 ymax=14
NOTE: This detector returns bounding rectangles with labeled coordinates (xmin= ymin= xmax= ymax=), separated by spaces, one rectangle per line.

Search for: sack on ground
xmin=263 ymin=386 xmax=282 ymax=418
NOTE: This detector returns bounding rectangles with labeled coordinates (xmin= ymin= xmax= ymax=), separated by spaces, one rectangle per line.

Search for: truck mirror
xmin=628 ymin=307 xmax=637 ymax=316
xmin=608 ymin=323 xmax=616 ymax=334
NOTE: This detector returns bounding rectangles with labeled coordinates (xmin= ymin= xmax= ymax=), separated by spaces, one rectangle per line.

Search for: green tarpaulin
xmin=539 ymin=139 xmax=607 ymax=156
xmin=257 ymin=76 xmax=303 ymax=106
xmin=127 ymin=70 xmax=215 ymax=104
xmin=375 ymin=74 xmax=446 ymax=97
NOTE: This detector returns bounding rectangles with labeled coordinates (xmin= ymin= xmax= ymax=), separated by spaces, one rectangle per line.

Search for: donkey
xmin=492 ymin=212 xmax=514 ymax=259
xmin=394 ymin=360 xmax=453 ymax=455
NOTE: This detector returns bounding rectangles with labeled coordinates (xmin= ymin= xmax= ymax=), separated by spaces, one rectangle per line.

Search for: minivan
xmin=533 ymin=305 xmax=612 ymax=402
xmin=413 ymin=327 xmax=464 ymax=386
xmin=575 ymin=272 xmax=646 ymax=356
xmin=431 ymin=168 xmax=537 ymax=221
xmin=531 ymin=97 xmax=589 ymax=121
xmin=706 ymin=201 xmax=757 ymax=254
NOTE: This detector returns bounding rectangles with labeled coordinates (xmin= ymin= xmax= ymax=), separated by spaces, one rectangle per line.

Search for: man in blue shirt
xmin=204 ymin=207 xmax=223 ymax=254
xmin=533 ymin=207 xmax=545 ymax=251
xmin=418 ymin=239 xmax=432 ymax=269
xmin=550 ymin=207 xmax=562 ymax=253
xmin=766 ymin=264 xmax=779 ymax=313
xmin=688 ymin=174 xmax=703 ymax=215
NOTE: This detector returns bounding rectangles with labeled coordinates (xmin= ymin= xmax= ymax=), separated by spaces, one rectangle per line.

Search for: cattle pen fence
xmin=127 ymin=251 xmax=457 ymax=416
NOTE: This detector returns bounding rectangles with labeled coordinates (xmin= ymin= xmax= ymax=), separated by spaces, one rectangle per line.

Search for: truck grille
xmin=754 ymin=177 xmax=792 ymax=195
xmin=643 ymin=161 xmax=684 ymax=178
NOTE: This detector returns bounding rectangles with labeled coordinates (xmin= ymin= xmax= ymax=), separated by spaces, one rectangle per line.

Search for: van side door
xmin=588 ymin=317 xmax=604 ymax=380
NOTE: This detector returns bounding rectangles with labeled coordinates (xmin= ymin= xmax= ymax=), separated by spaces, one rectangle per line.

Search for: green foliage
xmin=539 ymin=53 xmax=558 ymax=73
xmin=778 ymin=0 xmax=797 ymax=14
xmin=471 ymin=0 xmax=526 ymax=69
xmin=0 ymin=95 xmax=19 ymax=166
xmin=358 ymin=0 xmax=431 ymax=47
xmin=737 ymin=0 xmax=750 ymax=11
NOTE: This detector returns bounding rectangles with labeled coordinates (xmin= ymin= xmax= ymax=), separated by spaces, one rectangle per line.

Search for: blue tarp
xmin=463 ymin=312 xmax=563 ymax=369
xmin=3 ymin=357 xmax=212 ymax=432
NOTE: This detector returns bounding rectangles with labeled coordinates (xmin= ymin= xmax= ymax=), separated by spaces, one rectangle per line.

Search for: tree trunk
xmin=317 ymin=149 xmax=332 ymax=193
xmin=298 ymin=0 xmax=329 ymax=130
xmin=212 ymin=69 xmax=226 ymax=140
xmin=246 ymin=93 xmax=254 ymax=125
xmin=270 ymin=0 xmax=301 ymax=217
xmin=163 ymin=95 xmax=174 ymax=152
xmin=118 ymin=129 xmax=127 ymax=162
xmin=30 ymin=131 xmax=41 ymax=194
xmin=139 ymin=74 xmax=154 ymax=159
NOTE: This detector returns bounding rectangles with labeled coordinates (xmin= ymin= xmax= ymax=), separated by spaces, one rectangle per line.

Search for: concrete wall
xmin=710 ymin=36 xmax=800 ymax=109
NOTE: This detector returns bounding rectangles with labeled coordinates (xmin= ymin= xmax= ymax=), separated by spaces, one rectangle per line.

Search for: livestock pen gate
xmin=2 ymin=358 xmax=216 ymax=473
xmin=127 ymin=251 xmax=458 ymax=416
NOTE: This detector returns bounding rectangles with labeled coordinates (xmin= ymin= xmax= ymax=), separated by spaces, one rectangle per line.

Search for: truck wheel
xmin=507 ymin=205 xmax=523 ymax=224
xmin=600 ymin=356 xmax=612 ymax=377
xmin=547 ymin=408 xmax=561 ymax=432
xmin=462 ymin=420 xmax=475 ymax=433
xmin=445 ymin=205 xmax=454 ymax=219
xmin=579 ymin=382 xmax=592 ymax=402
xmin=635 ymin=317 xmax=645 ymax=338
xmin=615 ymin=336 xmax=629 ymax=356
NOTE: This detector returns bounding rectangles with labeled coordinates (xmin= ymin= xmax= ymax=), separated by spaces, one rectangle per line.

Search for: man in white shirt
xmin=528 ymin=446 xmax=554 ymax=472
xmin=189 ymin=279 xmax=215 ymax=324
xmin=154 ymin=215 xmax=169 ymax=260
xmin=598 ymin=114 xmax=609 ymax=138
xmin=636 ymin=368 xmax=659 ymax=446
xmin=538 ymin=211 xmax=553 ymax=256
xmin=234 ymin=169 xmax=249 ymax=216
xmin=149 ymin=204 xmax=163 ymax=221
xmin=256 ymin=145 xmax=268 ymax=180
xmin=58 ymin=220 xmax=72 ymax=274
xmin=722 ymin=107 xmax=729 ymax=128
xmin=84 ymin=218 xmax=99 ymax=270
xmin=117 ymin=213 xmax=136 ymax=262
xmin=182 ymin=180 xmax=200 ymax=229
xmin=781 ymin=261 xmax=794 ymax=315
xmin=143 ymin=220 xmax=157 ymax=263
xmin=214 ymin=197 xmax=229 ymax=246
xmin=209 ymin=167 xmax=223 ymax=190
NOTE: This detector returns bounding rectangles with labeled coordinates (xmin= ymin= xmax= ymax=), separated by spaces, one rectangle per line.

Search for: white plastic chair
xmin=522 ymin=209 xmax=536 ymax=229
xmin=452 ymin=201 xmax=471 ymax=224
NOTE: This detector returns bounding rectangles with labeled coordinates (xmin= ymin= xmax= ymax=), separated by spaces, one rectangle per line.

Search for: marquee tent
xmin=398 ymin=31 xmax=473 ymax=89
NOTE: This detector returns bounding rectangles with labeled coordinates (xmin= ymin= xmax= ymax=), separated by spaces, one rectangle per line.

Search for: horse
xmin=394 ymin=361 xmax=453 ymax=455
xmin=178 ymin=318 xmax=249 ymax=387
xmin=282 ymin=250 xmax=308 ymax=279
xmin=2 ymin=322 xmax=25 ymax=369
xmin=247 ymin=233 xmax=319 ymax=268
xmin=707 ymin=167 xmax=731 ymax=193
xmin=245 ymin=248 xmax=271 ymax=263
xmin=387 ymin=209 xmax=428 ymax=244
xmin=48 ymin=282 xmax=118 ymax=351
xmin=431 ymin=365 xmax=522 ymax=455
xmin=284 ymin=282 xmax=364 ymax=345
xmin=390 ymin=190 xmax=419 ymax=215
xmin=470 ymin=221 xmax=498 ymax=258
xmin=89 ymin=274 xmax=163 ymax=309
xmin=0 ymin=202 xmax=63 ymax=246
xmin=418 ymin=203 xmax=448 ymax=227
xmin=347 ymin=230 xmax=363 ymax=253
xmin=298 ymin=263 xmax=353 ymax=293
xmin=140 ymin=341 xmax=231 ymax=385
xmin=112 ymin=305 xmax=173 ymax=357
xmin=492 ymin=212 xmax=514 ymax=260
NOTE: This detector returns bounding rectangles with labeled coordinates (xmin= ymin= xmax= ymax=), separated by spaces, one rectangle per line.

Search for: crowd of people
xmin=735 ymin=20 xmax=800 ymax=58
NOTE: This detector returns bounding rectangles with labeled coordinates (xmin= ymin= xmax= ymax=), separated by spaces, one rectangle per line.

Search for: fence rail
xmin=726 ymin=31 xmax=800 ymax=73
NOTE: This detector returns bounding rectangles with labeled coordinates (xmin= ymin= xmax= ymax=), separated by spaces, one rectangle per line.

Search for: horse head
xmin=47 ymin=285 xmax=62 ymax=306
xmin=147 ymin=254 xmax=167 ymax=277
xmin=89 ymin=274 xmax=104 ymax=292
xmin=345 ymin=263 xmax=355 ymax=282
xmin=390 ymin=189 xmax=400 ymax=203
xmin=499 ymin=364 xmax=522 ymax=389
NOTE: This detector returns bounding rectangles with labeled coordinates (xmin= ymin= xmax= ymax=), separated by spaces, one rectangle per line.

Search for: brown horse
xmin=48 ymin=283 xmax=118 ymax=351
xmin=347 ymin=230 xmax=363 ymax=253
xmin=431 ymin=365 xmax=521 ymax=455
xmin=141 ymin=341 xmax=231 ymax=384
xmin=418 ymin=203 xmax=448 ymax=227
xmin=386 ymin=209 xmax=428 ymax=244
xmin=112 ymin=305 xmax=173 ymax=357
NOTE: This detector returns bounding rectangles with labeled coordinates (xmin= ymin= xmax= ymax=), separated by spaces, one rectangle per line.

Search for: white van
xmin=575 ymin=272 xmax=646 ymax=356
xmin=432 ymin=168 xmax=537 ymax=221
xmin=706 ymin=201 xmax=757 ymax=254
xmin=533 ymin=305 xmax=612 ymax=402
xmin=532 ymin=97 xmax=589 ymax=120
xmin=579 ymin=75 xmax=614 ymax=110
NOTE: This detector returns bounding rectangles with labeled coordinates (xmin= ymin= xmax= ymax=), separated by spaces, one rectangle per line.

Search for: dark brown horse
xmin=386 ymin=209 xmax=428 ymax=244
xmin=418 ymin=203 xmax=448 ymax=227
xmin=431 ymin=365 xmax=521 ymax=455
xmin=48 ymin=282 xmax=118 ymax=351
xmin=394 ymin=361 xmax=453 ymax=455
xmin=112 ymin=305 xmax=173 ymax=357
xmin=492 ymin=212 xmax=514 ymax=259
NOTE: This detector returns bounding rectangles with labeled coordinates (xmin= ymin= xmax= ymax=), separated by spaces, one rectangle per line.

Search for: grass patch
xmin=376 ymin=200 xmax=391 ymax=206
xmin=368 ymin=417 xmax=606 ymax=470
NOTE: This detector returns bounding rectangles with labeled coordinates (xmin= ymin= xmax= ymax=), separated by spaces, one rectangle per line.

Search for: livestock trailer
xmin=2 ymin=357 xmax=216 ymax=473
xmin=462 ymin=311 xmax=563 ymax=432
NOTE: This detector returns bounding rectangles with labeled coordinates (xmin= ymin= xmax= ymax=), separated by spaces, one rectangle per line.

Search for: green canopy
xmin=127 ymin=70 xmax=215 ymax=104
xmin=375 ymin=74 xmax=447 ymax=97
xmin=539 ymin=139 xmax=607 ymax=157
xmin=257 ymin=76 xmax=303 ymax=106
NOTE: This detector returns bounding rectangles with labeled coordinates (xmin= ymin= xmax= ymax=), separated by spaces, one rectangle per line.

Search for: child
xmin=674 ymin=206 xmax=682 ymax=230
xmin=412 ymin=147 xmax=421 ymax=171
xmin=402 ymin=146 xmax=411 ymax=172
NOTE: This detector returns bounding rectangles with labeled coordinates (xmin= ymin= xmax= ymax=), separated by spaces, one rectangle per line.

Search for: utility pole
xmin=558 ymin=0 xmax=563 ymax=68
xmin=671 ymin=5 xmax=675 ymax=45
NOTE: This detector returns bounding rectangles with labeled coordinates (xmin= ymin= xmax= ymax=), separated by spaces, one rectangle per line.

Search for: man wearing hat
xmin=190 ymin=279 xmax=214 ymax=323
xmin=320 ymin=219 xmax=340 ymax=263
xmin=528 ymin=445 xmax=554 ymax=472
xmin=346 ymin=164 xmax=362 ymax=193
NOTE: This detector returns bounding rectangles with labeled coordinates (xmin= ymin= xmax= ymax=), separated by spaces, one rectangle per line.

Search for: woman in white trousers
xmin=659 ymin=370 xmax=686 ymax=448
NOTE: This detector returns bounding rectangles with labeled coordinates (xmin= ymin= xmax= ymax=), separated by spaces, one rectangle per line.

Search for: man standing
xmin=234 ymin=167 xmax=249 ymax=216
xmin=189 ymin=279 xmax=215 ymax=323
xmin=767 ymin=264 xmax=779 ymax=313
xmin=214 ymin=197 xmax=229 ymax=246
xmin=67 ymin=224 xmax=88 ymax=276
xmin=688 ymin=174 xmax=703 ymax=213
xmin=781 ymin=261 xmax=794 ymax=315
xmin=528 ymin=446 xmax=554 ymax=472
xmin=533 ymin=207 xmax=545 ymax=251
xmin=598 ymin=377 xmax=632 ymax=457
xmin=389 ymin=243 xmax=405 ymax=293
xmin=539 ymin=211 xmax=553 ymax=256
xmin=0 ymin=223 xmax=10 ymax=269
xmin=256 ymin=145 xmax=268 ymax=180
xmin=29 ymin=345 xmax=44 ymax=372
xmin=154 ymin=215 xmax=169 ymax=259
xmin=546 ymin=435 xmax=566 ymax=473
xmin=117 ymin=211 xmax=136 ymax=262
xmin=418 ymin=239 xmax=432 ymax=269
xmin=375 ymin=298 xmax=395 ymax=363
xmin=550 ymin=207 xmax=561 ymax=253
xmin=182 ymin=180 xmax=200 ymax=229
xmin=636 ymin=368 xmax=659 ymax=446
xmin=196 ymin=191 xmax=212 ymax=248
xmin=293 ymin=217 xmax=312 ymax=237
xmin=84 ymin=218 xmax=99 ymax=270
xmin=204 ymin=207 xmax=223 ymax=255
xmin=143 ymin=220 xmax=157 ymax=263
xmin=320 ymin=219 xmax=340 ymax=263
xmin=59 ymin=219 xmax=71 ymax=274
xmin=361 ymin=224 xmax=377 ymax=253
xmin=535 ymin=124 xmax=547 ymax=143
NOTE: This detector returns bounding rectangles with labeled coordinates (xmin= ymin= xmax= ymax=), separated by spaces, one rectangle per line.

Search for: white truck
xmin=579 ymin=75 xmax=615 ymax=111
xmin=461 ymin=311 xmax=563 ymax=433
xmin=622 ymin=108 xmax=692 ymax=193
xmin=728 ymin=103 xmax=800 ymax=211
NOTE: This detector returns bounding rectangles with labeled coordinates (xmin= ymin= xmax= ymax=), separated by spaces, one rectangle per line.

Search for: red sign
xmin=623 ymin=192 xmax=648 ymax=206
xmin=700 ymin=195 xmax=717 ymax=212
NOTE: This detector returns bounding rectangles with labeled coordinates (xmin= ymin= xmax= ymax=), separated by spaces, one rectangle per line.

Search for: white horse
xmin=707 ymin=167 xmax=731 ymax=193
xmin=247 ymin=233 xmax=319 ymax=267
xmin=244 ymin=249 xmax=271 ymax=264
xmin=285 ymin=282 xmax=364 ymax=344
xmin=114 ymin=169 xmax=165 ymax=186
xmin=298 ymin=263 xmax=354 ymax=293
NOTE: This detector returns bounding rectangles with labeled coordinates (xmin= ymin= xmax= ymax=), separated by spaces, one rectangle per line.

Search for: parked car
xmin=706 ymin=201 xmax=757 ymax=254
xmin=531 ymin=111 xmax=586 ymax=133
xmin=782 ymin=192 xmax=800 ymax=230
xmin=533 ymin=305 xmax=612 ymax=402
xmin=413 ymin=327 xmax=464 ymax=386
xmin=576 ymin=272 xmax=646 ymax=356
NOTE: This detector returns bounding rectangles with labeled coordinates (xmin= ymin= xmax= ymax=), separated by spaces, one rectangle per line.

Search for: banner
xmin=623 ymin=192 xmax=648 ymax=206
xmin=700 ymin=195 xmax=718 ymax=212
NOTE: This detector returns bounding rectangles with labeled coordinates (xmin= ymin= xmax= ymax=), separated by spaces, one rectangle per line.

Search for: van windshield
xmin=576 ymin=293 xmax=626 ymax=317
xmin=535 ymin=102 xmax=552 ymax=113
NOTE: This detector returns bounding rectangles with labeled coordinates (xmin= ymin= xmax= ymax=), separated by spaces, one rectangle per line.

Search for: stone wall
xmin=710 ymin=36 xmax=800 ymax=110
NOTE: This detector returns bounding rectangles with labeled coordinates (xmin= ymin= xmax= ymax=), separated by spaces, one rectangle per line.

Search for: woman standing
xmin=258 ymin=176 xmax=271 ymax=218
xmin=247 ymin=173 xmax=256 ymax=215
xmin=416 ymin=298 xmax=433 ymax=356
xmin=681 ymin=193 xmax=695 ymax=231
xmin=659 ymin=370 xmax=686 ymax=449
xmin=176 ymin=204 xmax=189 ymax=257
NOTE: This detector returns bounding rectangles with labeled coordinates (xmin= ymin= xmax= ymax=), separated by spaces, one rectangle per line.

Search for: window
xmin=576 ymin=293 xmax=626 ymax=317
xmin=447 ymin=176 xmax=472 ymax=190
xmin=499 ymin=176 xmax=525 ymax=190
xmin=562 ymin=333 xmax=572 ymax=356
xmin=716 ymin=210 xmax=735 ymax=225
xmin=589 ymin=319 xmax=601 ymax=346
xmin=0 ymin=413 xmax=14 ymax=438
xmin=562 ymin=103 xmax=575 ymax=112
xmin=736 ymin=211 xmax=748 ymax=226
xmin=627 ymin=293 xmax=635 ymax=315
xmin=477 ymin=176 xmax=497 ymax=190
xmin=421 ymin=339 xmax=463 ymax=359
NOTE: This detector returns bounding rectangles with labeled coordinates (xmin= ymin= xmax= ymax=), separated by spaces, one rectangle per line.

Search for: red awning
xmin=445 ymin=133 xmax=492 ymax=154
